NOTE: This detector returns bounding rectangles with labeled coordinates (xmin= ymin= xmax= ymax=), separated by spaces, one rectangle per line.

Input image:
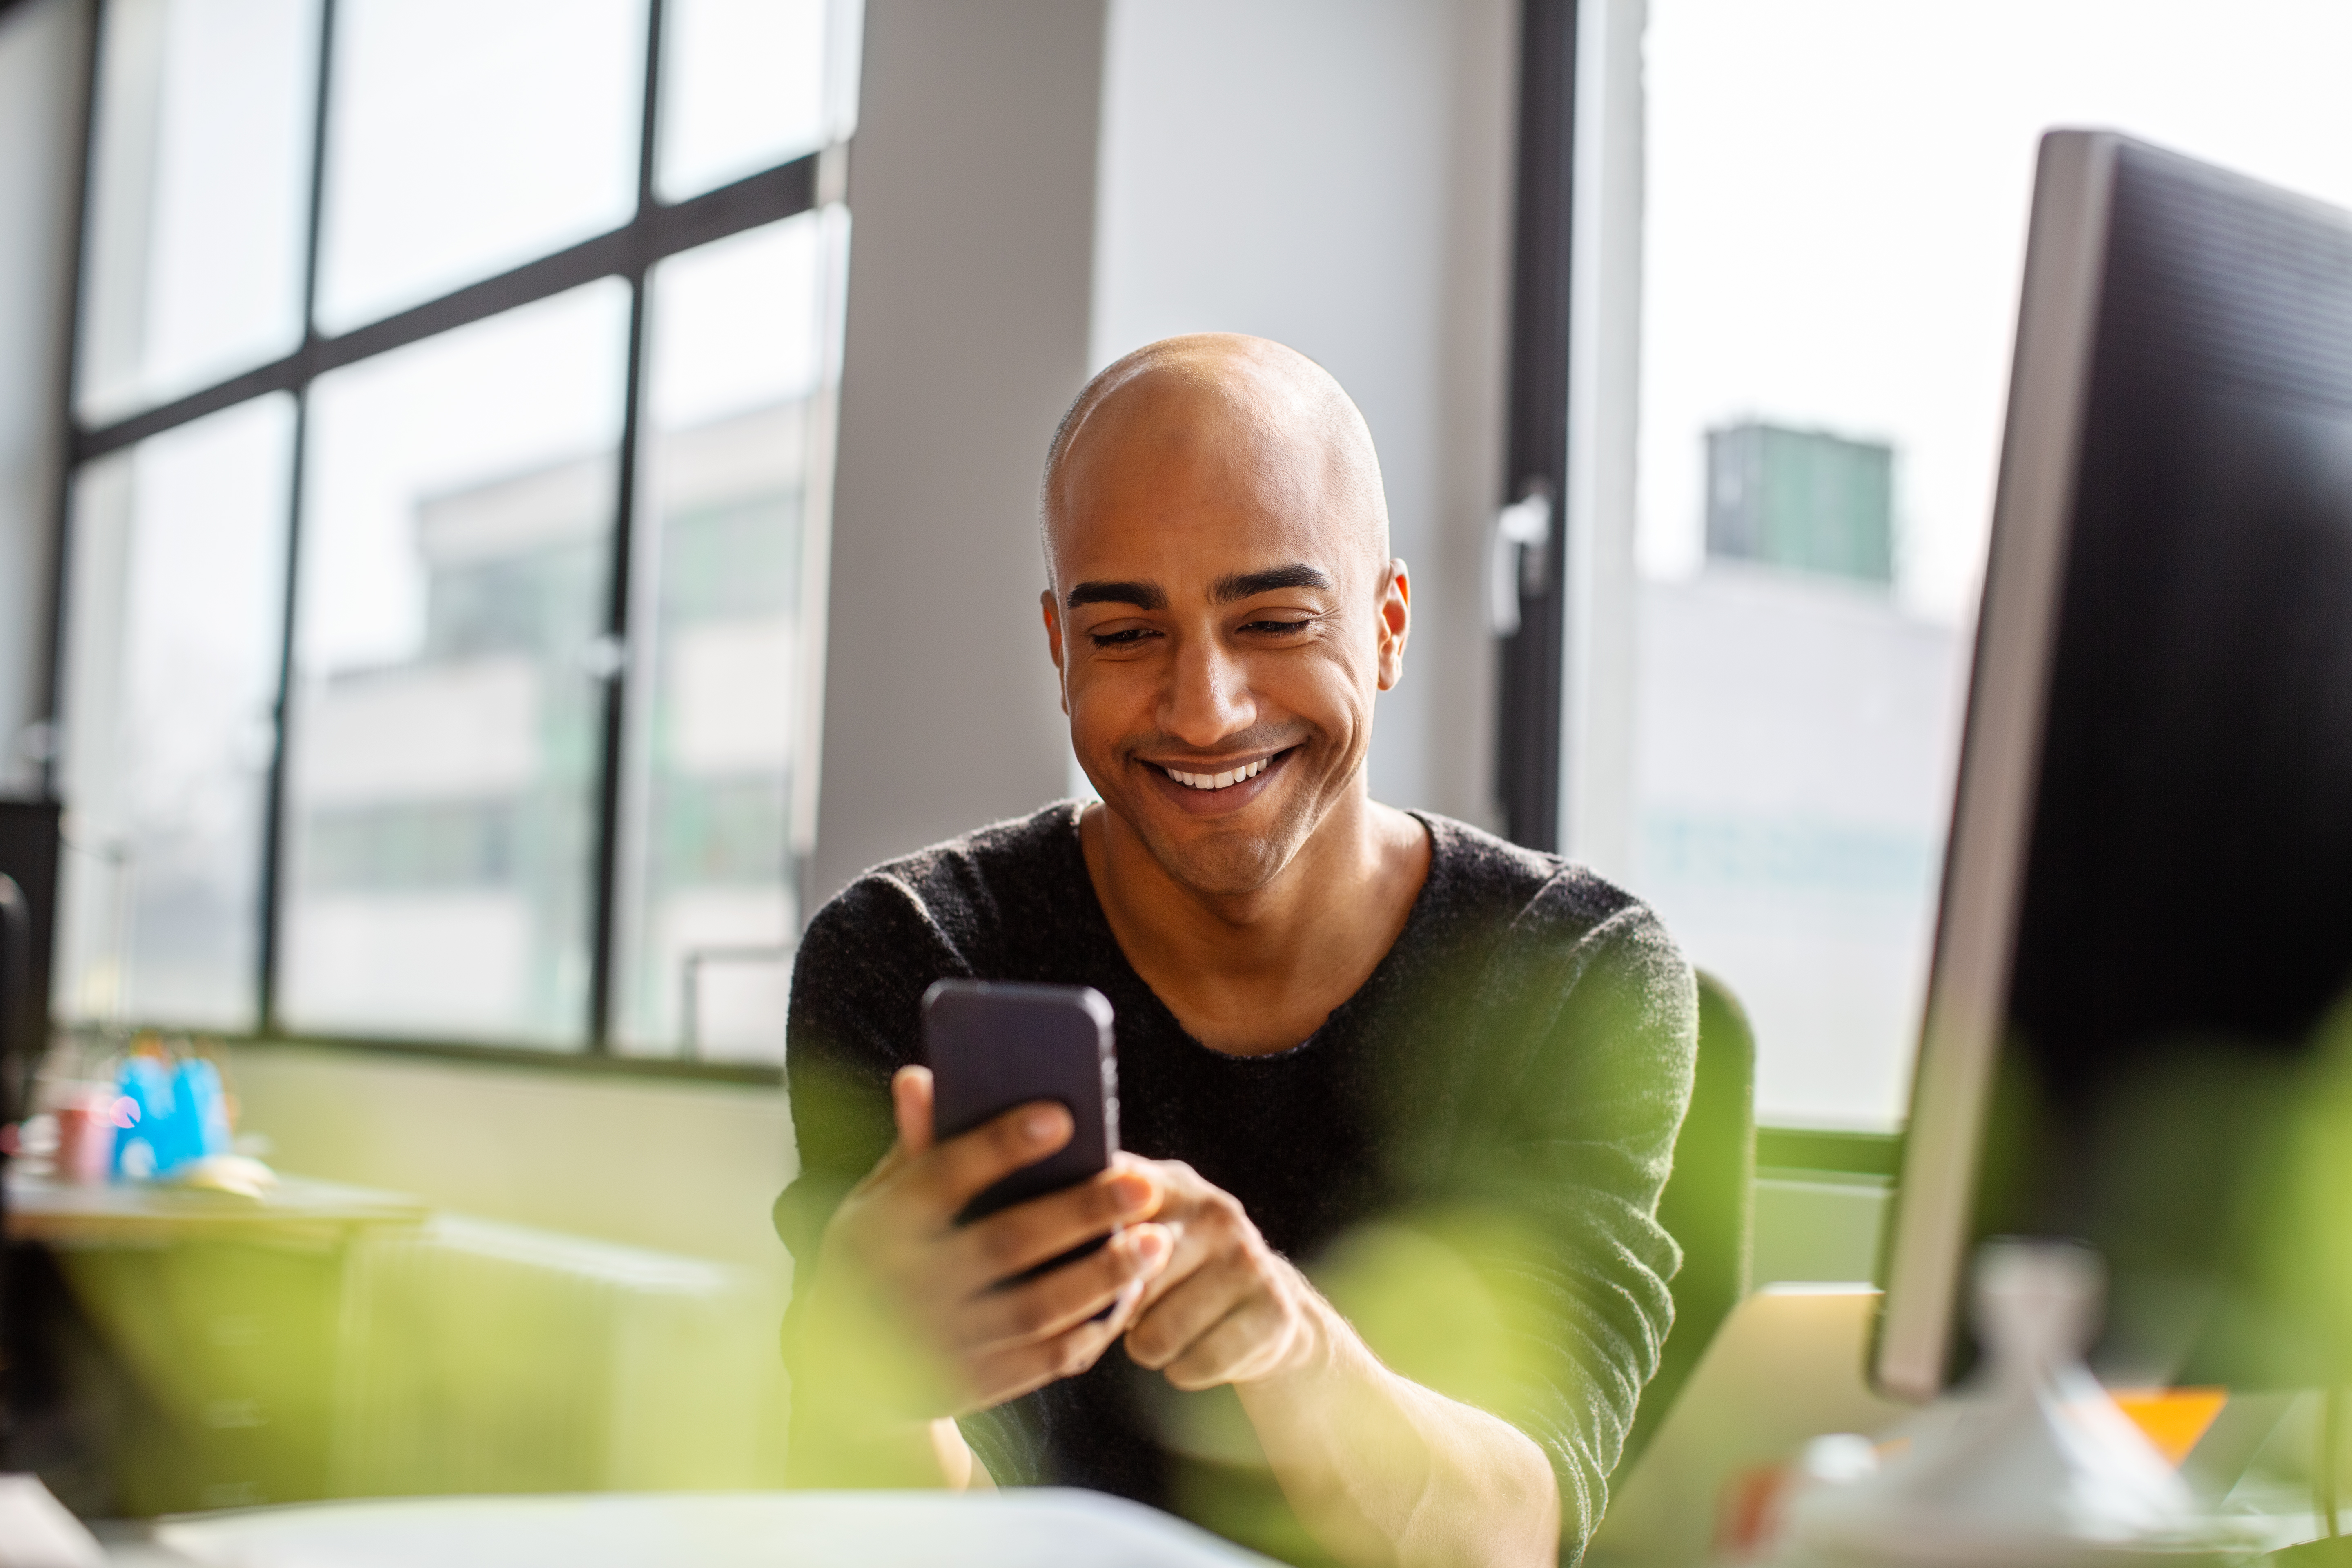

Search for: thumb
xmin=892 ymin=1065 xmax=938 ymax=1156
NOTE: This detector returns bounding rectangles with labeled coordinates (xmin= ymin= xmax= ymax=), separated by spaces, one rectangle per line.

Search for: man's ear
xmin=1041 ymin=588 xmax=1069 ymax=715
xmin=1375 ymin=558 xmax=1411 ymax=692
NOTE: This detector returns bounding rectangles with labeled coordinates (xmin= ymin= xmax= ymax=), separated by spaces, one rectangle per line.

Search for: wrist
xmin=1263 ymin=1263 xmax=1367 ymax=1388
xmin=930 ymin=1416 xmax=981 ymax=1490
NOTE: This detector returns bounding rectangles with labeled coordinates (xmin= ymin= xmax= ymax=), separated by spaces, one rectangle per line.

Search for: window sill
xmin=1755 ymin=1126 xmax=1901 ymax=1180
xmin=50 ymin=1023 xmax=784 ymax=1088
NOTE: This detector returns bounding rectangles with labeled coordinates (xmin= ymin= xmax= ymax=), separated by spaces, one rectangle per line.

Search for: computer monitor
xmin=0 ymin=800 xmax=58 ymax=1122
xmin=1876 ymin=131 xmax=2352 ymax=1402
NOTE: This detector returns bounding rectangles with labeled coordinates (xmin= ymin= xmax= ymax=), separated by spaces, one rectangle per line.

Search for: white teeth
xmin=1163 ymin=756 xmax=1275 ymax=791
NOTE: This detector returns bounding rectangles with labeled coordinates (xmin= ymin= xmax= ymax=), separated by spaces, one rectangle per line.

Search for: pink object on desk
xmin=53 ymin=1097 xmax=120 ymax=1185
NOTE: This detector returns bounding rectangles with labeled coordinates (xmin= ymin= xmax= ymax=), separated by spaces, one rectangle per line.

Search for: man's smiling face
xmin=1041 ymin=336 xmax=1408 ymax=898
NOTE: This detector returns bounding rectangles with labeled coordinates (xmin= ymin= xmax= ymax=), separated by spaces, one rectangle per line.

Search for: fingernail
xmin=1021 ymin=1106 xmax=1061 ymax=1143
xmin=1109 ymin=1174 xmax=1154 ymax=1213
xmin=1131 ymin=1225 xmax=1170 ymax=1263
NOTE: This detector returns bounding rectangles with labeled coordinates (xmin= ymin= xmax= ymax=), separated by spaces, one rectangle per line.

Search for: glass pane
xmin=314 ymin=0 xmax=645 ymax=334
xmin=53 ymin=394 xmax=295 ymax=1030
xmin=612 ymin=213 xmax=838 ymax=1060
xmin=1635 ymin=0 xmax=2352 ymax=1130
xmin=655 ymin=0 xmax=860 ymax=202
xmin=281 ymin=283 xmax=630 ymax=1047
xmin=76 ymin=0 xmax=318 ymax=425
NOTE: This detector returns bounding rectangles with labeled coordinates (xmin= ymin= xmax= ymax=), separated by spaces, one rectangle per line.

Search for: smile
xmin=1159 ymin=756 xmax=1272 ymax=791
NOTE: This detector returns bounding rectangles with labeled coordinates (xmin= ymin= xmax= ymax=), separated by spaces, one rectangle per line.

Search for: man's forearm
xmin=1237 ymin=1287 xmax=1561 ymax=1568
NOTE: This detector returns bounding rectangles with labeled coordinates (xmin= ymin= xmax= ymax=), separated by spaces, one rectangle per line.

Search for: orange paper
xmin=2109 ymin=1387 xmax=2228 ymax=1466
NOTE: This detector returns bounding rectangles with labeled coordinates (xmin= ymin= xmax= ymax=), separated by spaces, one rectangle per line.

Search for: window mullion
xmin=586 ymin=0 xmax=668 ymax=1051
xmin=38 ymin=0 xmax=107 ymax=804
xmin=256 ymin=0 xmax=339 ymax=1035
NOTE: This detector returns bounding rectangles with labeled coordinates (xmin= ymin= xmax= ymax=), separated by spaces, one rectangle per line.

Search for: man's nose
xmin=1162 ymin=633 xmax=1254 ymax=746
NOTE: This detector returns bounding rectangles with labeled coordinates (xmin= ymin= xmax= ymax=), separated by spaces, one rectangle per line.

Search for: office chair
xmin=1619 ymin=968 xmax=1757 ymax=1473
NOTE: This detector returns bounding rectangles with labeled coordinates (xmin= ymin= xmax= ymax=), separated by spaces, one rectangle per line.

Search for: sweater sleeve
xmin=772 ymin=875 xmax=956 ymax=1272
xmin=771 ymin=869 xmax=1047 ymax=1485
xmin=1380 ymin=879 xmax=1697 ymax=1564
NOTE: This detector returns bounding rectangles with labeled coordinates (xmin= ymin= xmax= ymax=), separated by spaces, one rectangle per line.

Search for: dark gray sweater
xmin=774 ymin=803 xmax=1696 ymax=1565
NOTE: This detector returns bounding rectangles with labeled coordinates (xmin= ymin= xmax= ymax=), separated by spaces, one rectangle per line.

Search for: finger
xmin=912 ymin=1099 xmax=1074 ymax=1215
xmin=1123 ymin=1258 xmax=1254 ymax=1371
xmin=1123 ymin=1194 xmax=1225 ymax=1318
xmin=955 ymin=1224 xmax=1171 ymax=1353
xmin=958 ymin=1311 xmax=1133 ymax=1414
xmin=1105 ymin=1152 xmax=1169 ymax=1215
xmin=1160 ymin=1294 xmax=1298 ymax=1392
xmin=892 ymin=1066 xmax=936 ymax=1155
xmin=952 ymin=1165 xmax=1162 ymax=1288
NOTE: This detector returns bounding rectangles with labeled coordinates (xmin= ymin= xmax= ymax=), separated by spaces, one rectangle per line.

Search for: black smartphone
xmin=922 ymin=979 xmax=1121 ymax=1284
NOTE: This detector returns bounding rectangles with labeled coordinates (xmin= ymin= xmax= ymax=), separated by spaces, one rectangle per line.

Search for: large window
xmin=52 ymin=0 xmax=858 ymax=1067
xmin=1632 ymin=0 xmax=2352 ymax=1130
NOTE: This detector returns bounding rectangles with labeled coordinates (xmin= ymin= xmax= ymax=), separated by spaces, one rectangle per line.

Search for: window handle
xmin=577 ymin=635 xmax=628 ymax=682
xmin=1487 ymin=483 xmax=1553 ymax=637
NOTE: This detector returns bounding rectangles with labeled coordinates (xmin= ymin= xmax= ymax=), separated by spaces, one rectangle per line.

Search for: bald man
xmin=774 ymin=336 xmax=1695 ymax=1568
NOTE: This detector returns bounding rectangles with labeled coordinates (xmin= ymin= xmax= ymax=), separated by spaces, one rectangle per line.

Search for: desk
xmin=7 ymin=1170 xmax=429 ymax=1247
xmin=5 ymin=1170 xmax=428 ymax=1516
xmin=1588 ymin=1285 xmax=1909 ymax=1566
xmin=130 ymin=1490 xmax=1279 ymax=1567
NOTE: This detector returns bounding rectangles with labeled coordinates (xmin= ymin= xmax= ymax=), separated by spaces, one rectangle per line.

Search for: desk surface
xmin=6 ymin=1168 xmax=428 ymax=1246
xmin=136 ymin=1491 xmax=1278 ymax=1568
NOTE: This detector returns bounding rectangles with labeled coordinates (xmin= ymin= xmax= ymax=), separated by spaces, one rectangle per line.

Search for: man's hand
xmin=1118 ymin=1165 xmax=1563 ymax=1568
xmin=1121 ymin=1159 xmax=1326 ymax=1389
xmin=794 ymin=1064 xmax=1173 ymax=1466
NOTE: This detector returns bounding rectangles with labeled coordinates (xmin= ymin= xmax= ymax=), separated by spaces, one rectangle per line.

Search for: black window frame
xmin=1494 ymin=0 xmax=1575 ymax=854
xmin=36 ymin=0 xmax=837 ymax=1085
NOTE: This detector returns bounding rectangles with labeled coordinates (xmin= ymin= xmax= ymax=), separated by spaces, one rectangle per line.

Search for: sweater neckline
xmin=1054 ymin=801 xmax=1450 ymax=1066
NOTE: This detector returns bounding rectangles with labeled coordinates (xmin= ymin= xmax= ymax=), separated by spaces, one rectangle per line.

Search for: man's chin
xmin=1105 ymin=782 xmax=1315 ymax=900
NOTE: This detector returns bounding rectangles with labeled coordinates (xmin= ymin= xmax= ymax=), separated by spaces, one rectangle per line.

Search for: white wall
xmin=0 ymin=0 xmax=85 ymax=797
xmin=807 ymin=0 xmax=1107 ymax=901
xmin=1560 ymin=0 xmax=1646 ymax=873
xmin=1090 ymin=0 xmax=1517 ymax=826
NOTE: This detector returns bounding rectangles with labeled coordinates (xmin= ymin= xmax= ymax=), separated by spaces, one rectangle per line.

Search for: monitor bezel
xmin=1871 ymin=129 xmax=2122 ymax=1404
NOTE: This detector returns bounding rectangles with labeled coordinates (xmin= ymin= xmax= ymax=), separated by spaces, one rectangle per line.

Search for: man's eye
xmin=1089 ymin=628 xmax=1156 ymax=648
xmin=1241 ymin=618 xmax=1314 ymax=636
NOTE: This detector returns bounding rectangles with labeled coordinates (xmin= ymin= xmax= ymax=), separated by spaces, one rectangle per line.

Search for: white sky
xmin=657 ymin=0 xmax=831 ymax=201
xmin=1642 ymin=0 xmax=2352 ymax=625
xmin=648 ymin=213 xmax=825 ymax=430
xmin=78 ymin=0 xmax=315 ymax=421
xmin=314 ymin=0 xmax=642 ymax=334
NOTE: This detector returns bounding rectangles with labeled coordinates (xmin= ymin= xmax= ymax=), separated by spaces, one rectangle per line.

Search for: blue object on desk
xmin=111 ymin=1058 xmax=230 ymax=1180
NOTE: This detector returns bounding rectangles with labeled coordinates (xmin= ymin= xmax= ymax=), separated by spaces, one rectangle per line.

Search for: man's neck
xmin=1078 ymin=792 xmax=1431 ymax=1056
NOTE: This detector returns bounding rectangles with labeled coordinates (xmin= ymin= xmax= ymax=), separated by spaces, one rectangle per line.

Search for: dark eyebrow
xmin=1213 ymin=564 xmax=1334 ymax=603
xmin=1066 ymin=579 xmax=1167 ymax=610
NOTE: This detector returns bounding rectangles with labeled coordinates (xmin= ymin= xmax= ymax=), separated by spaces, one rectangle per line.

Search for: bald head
xmin=1037 ymin=335 xmax=1414 ymax=897
xmin=1040 ymin=335 xmax=1389 ymax=586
